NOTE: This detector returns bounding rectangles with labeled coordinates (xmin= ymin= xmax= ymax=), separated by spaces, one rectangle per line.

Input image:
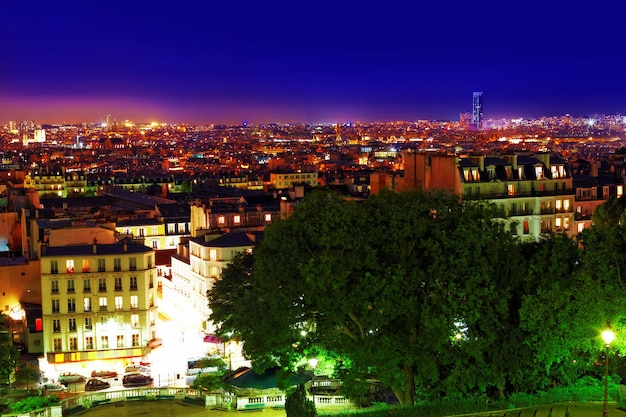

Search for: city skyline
xmin=2 ymin=1 xmax=626 ymax=126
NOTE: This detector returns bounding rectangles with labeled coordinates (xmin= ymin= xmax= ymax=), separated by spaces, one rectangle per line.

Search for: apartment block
xmin=39 ymin=240 xmax=157 ymax=374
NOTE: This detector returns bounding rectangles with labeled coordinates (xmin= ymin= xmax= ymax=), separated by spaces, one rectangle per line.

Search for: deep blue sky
xmin=1 ymin=1 xmax=626 ymax=125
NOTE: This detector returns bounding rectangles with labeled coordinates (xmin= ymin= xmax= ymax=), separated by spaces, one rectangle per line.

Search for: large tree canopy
xmin=209 ymin=189 xmax=522 ymax=405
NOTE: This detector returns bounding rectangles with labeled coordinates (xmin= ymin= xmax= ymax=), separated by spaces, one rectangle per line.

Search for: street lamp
xmin=308 ymin=358 xmax=318 ymax=407
xmin=601 ymin=320 xmax=615 ymax=417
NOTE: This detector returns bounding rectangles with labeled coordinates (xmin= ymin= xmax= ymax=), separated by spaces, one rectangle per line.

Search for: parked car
xmin=124 ymin=365 xmax=150 ymax=375
xmin=58 ymin=372 xmax=86 ymax=384
xmin=122 ymin=372 xmax=153 ymax=388
xmin=91 ymin=370 xmax=118 ymax=378
xmin=41 ymin=382 xmax=69 ymax=393
xmin=85 ymin=378 xmax=111 ymax=391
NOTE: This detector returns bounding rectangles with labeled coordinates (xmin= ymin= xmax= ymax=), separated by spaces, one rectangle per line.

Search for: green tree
xmin=0 ymin=314 xmax=19 ymax=388
xmin=285 ymin=384 xmax=316 ymax=417
xmin=15 ymin=363 xmax=43 ymax=390
xmin=209 ymin=189 xmax=520 ymax=405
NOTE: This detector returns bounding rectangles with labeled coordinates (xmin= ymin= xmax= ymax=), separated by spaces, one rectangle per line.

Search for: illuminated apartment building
xmin=162 ymin=232 xmax=256 ymax=357
xmin=400 ymin=151 xmax=576 ymax=241
xmin=39 ymin=240 xmax=158 ymax=375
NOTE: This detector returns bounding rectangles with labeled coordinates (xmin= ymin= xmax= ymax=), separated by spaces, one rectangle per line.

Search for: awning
xmin=203 ymin=334 xmax=222 ymax=344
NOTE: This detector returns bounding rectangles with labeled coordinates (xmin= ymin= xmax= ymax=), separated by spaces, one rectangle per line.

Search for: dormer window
xmin=535 ymin=166 xmax=544 ymax=180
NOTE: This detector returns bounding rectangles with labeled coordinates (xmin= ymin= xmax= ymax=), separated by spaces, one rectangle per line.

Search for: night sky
xmin=1 ymin=1 xmax=626 ymax=126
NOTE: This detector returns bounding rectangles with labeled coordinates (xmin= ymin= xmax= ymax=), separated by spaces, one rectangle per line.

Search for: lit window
xmin=264 ymin=213 xmax=272 ymax=222
xmin=115 ymin=296 xmax=123 ymax=311
xmin=101 ymin=335 xmax=109 ymax=349
xmin=507 ymin=184 xmax=514 ymax=196
xmin=131 ymin=314 xmax=139 ymax=327
xmin=130 ymin=296 xmax=138 ymax=310
xmin=82 ymin=259 xmax=90 ymax=273
xmin=66 ymin=260 xmax=74 ymax=274
xmin=233 ymin=215 xmax=241 ymax=224
xmin=209 ymin=249 xmax=217 ymax=261
xmin=218 ymin=216 xmax=225 ymax=225
xmin=99 ymin=297 xmax=107 ymax=311
xmin=83 ymin=297 xmax=91 ymax=312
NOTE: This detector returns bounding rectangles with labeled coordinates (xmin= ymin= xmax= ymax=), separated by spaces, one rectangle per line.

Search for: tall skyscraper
xmin=472 ymin=92 xmax=483 ymax=130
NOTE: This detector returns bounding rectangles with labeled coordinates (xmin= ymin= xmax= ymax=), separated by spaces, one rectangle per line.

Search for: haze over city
xmin=2 ymin=1 xmax=626 ymax=126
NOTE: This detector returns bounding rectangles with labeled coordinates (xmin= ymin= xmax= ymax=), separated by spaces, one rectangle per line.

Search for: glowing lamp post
xmin=601 ymin=320 xmax=615 ymax=417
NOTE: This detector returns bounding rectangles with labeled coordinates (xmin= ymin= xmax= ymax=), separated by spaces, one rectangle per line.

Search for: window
xmin=523 ymin=220 xmax=530 ymax=235
xmin=82 ymin=259 xmax=90 ymax=273
xmin=51 ymin=261 xmax=58 ymax=274
xmin=68 ymin=298 xmax=76 ymax=312
xmin=99 ymin=297 xmax=107 ymax=311
xmin=233 ymin=215 xmax=241 ymax=225
xmin=67 ymin=279 xmax=75 ymax=294
xmin=68 ymin=318 xmax=77 ymax=332
xmin=115 ymin=277 xmax=122 ymax=291
xmin=148 ymin=256 xmax=153 ymax=269
xmin=209 ymin=249 xmax=217 ymax=261
xmin=563 ymin=199 xmax=570 ymax=211
xmin=114 ymin=258 xmax=121 ymax=272
xmin=130 ymin=277 xmax=137 ymax=291
xmin=83 ymin=297 xmax=91 ymax=312
xmin=85 ymin=317 xmax=93 ymax=331
xmin=98 ymin=258 xmax=106 ymax=272
xmin=66 ymin=260 xmax=74 ymax=274
xmin=264 ymin=213 xmax=272 ymax=222
xmin=151 ymin=240 xmax=158 ymax=249
xmin=51 ymin=280 xmax=59 ymax=294
xmin=149 ymin=275 xmax=154 ymax=289
xmin=117 ymin=335 xmax=124 ymax=348
xmin=85 ymin=336 xmax=94 ymax=350
xmin=53 ymin=338 xmax=62 ymax=351
xmin=556 ymin=199 xmax=563 ymax=211
xmin=83 ymin=279 xmax=91 ymax=293
xmin=129 ymin=257 xmax=137 ymax=271
xmin=115 ymin=296 xmax=123 ymax=311
xmin=151 ymin=227 xmax=158 ymax=236
xmin=218 ymin=216 xmax=225 ymax=225
xmin=564 ymin=217 xmax=570 ymax=231
xmin=179 ymin=222 xmax=187 ymax=233
xmin=52 ymin=299 xmax=60 ymax=313
xmin=535 ymin=166 xmax=544 ymax=180
xmin=100 ymin=335 xmax=109 ymax=349
xmin=53 ymin=319 xmax=61 ymax=332
xmin=138 ymin=228 xmax=145 ymax=237
xmin=507 ymin=184 xmax=515 ymax=196
xmin=168 ymin=224 xmax=175 ymax=234
xmin=132 ymin=334 xmax=139 ymax=347
xmin=99 ymin=278 xmax=107 ymax=292
xmin=69 ymin=337 xmax=78 ymax=350
xmin=131 ymin=314 xmax=139 ymax=327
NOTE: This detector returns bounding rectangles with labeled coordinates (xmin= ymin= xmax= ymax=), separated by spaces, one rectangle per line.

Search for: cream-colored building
xmin=116 ymin=218 xmax=167 ymax=250
xmin=39 ymin=240 xmax=158 ymax=376
xmin=269 ymin=171 xmax=318 ymax=190
xmin=162 ymin=232 xmax=255 ymax=360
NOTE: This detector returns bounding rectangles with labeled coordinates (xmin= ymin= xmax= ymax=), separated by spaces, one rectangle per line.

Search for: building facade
xmin=39 ymin=240 xmax=158 ymax=376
